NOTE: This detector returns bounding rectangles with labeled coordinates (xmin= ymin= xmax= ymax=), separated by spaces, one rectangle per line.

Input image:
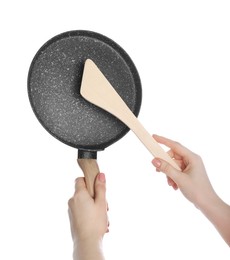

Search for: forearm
xmin=73 ymin=238 xmax=105 ymax=260
xmin=197 ymin=193 xmax=230 ymax=246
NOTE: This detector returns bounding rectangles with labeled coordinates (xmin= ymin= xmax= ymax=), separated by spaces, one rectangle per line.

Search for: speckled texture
xmin=28 ymin=30 xmax=142 ymax=153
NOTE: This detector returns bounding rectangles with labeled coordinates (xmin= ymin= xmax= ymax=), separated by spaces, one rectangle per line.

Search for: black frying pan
xmin=28 ymin=30 xmax=142 ymax=196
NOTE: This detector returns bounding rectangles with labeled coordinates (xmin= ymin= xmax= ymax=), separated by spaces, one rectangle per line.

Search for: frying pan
xmin=27 ymin=30 xmax=142 ymax=197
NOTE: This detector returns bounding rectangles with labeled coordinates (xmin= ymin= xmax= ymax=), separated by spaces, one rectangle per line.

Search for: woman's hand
xmin=152 ymin=135 xmax=230 ymax=246
xmin=68 ymin=173 xmax=109 ymax=260
xmin=152 ymin=134 xmax=216 ymax=208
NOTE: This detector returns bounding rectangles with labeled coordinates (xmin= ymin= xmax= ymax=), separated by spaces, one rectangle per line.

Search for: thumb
xmin=152 ymin=158 xmax=180 ymax=183
xmin=94 ymin=173 xmax=106 ymax=204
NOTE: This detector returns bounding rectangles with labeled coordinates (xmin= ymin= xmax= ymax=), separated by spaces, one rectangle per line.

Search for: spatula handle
xmin=77 ymin=159 xmax=100 ymax=198
xmin=132 ymin=120 xmax=180 ymax=170
xmin=80 ymin=59 xmax=180 ymax=171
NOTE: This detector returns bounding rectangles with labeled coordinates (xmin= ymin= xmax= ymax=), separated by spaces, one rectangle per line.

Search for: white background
xmin=1 ymin=0 xmax=230 ymax=259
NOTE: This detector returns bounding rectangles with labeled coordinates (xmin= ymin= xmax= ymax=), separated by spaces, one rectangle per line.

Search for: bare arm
xmin=152 ymin=134 xmax=230 ymax=246
xmin=68 ymin=173 xmax=109 ymax=260
xmin=197 ymin=191 xmax=230 ymax=246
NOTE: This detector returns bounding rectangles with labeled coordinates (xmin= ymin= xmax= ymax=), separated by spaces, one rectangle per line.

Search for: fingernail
xmin=98 ymin=173 xmax=106 ymax=183
xmin=152 ymin=158 xmax=161 ymax=168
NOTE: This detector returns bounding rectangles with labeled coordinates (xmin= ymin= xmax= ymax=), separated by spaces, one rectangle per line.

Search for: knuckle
xmin=96 ymin=181 xmax=106 ymax=192
xmin=68 ymin=197 xmax=74 ymax=207
xmin=192 ymin=152 xmax=202 ymax=162
xmin=160 ymin=161 xmax=171 ymax=174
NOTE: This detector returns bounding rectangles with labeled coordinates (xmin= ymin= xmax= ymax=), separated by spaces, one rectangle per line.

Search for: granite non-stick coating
xmin=28 ymin=30 xmax=142 ymax=158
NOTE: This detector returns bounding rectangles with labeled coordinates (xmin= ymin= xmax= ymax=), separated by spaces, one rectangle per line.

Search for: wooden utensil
xmin=80 ymin=59 xmax=180 ymax=170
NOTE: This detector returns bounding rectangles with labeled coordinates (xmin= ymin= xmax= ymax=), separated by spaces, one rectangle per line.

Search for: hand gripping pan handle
xmin=80 ymin=59 xmax=180 ymax=171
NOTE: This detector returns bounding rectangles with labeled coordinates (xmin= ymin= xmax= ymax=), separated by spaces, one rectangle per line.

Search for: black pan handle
xmin=77 ymin=157 xmax=100 ymax=198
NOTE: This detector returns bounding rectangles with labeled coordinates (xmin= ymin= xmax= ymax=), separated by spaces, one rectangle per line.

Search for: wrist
xmin=73 ymin=237 xmax=104 ymax=260
xmin=75 ymin=236 xmax=103 ymax=247
xmin=195 ymin=190 xmax=222 ymax=214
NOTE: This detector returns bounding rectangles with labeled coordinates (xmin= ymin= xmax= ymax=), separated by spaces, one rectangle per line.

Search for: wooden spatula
xmin=80 ymin=59 xmax=180 ymax=170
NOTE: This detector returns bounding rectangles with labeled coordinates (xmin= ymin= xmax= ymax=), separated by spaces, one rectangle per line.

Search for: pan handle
xmin=77 ymin=158 xmax=100 ymax=198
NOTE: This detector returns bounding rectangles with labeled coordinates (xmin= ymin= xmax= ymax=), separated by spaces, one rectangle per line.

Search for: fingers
xmin=152 ymin=157 xmax=181 ymax=184
xmin=68 ymin=177 xmax=87 ymax=208
xmin=94 ymin=173 xmax=109 ymax=232
xmin=153 ymin=134 xmax=191 ymax=158
xmin=74 ymin=177 xmax=87 ymax=193
xmin=167 ymin=176 xmax=178 ymax=190
xmin=72 ymin=174 xmax=107 ymax=204
xmin=94 ymin=173 xmax=106 ymax=205
xmin=152 ymin=134 xmax=188 ymax=187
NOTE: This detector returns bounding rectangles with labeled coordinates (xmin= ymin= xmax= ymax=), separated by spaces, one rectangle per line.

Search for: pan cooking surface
xmin=28 ymin=30 xmax=141 ymax=151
